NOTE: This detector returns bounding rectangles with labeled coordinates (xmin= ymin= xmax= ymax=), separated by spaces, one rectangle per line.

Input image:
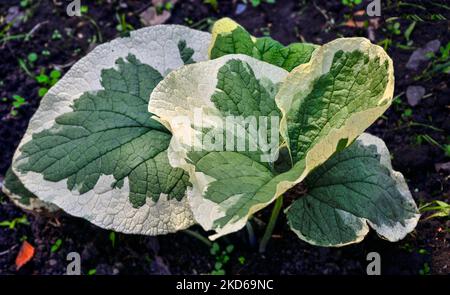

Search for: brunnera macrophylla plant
xmin=3 ymin=18 xmax=420 ymax=248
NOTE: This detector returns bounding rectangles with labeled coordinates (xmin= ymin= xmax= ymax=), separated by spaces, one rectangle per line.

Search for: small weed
xmin=51 ymin=239 xmax=63 ymax=253
xmin=445 ymin=145 xmax=450 ymax=157
xmin=80 ymin=5 xmax=89 ymax=15
xmin=378 ymin=39 xmax=392 ymax=51
xmin=109 ymin=231 xmax=116 ymax=248
xmin=387 ymin=22 xmax=401 ymax=35
xmin=210 ymin=242 xmax=234 ymax=275
xmin=0 ymin=215 xmax=30 ymax=230
xmin=87 ymin=268 xmax=97 ymax=275
xmin=402 ymin=108 xmax=413 ymax=118
xmin=404 ymin=21 xmax=416 ymax=43
xmin=415 ymin=134 xmax=449 ymax=156
xmin=419 ymin=262 xmax=430 ymax=275
xmin=204 ymin=0 xmax=218 ymax=11
xmin=116 ymin=13 xmax=134 ymax=36
xmin=51 ymin=29 xmax=63 ymax=40
xmin=18 ymin=58 xmax=33 ymax=77
xmin=418 ymin=248 xmax=428 ymax=255
xmin=419 ymin=200 xmax=450 ymax=220
xmin=399 ymin=242 xmax=414 ymax=253
xmin=36 ymin=69 xmax=62 ymax=97
xmin=20 ymin=0 xmax=31 ymax=8
xmin=12 ymin=94 xmax=26 ymax=108
xmin=27 ymin=52 xmax=38 ymax=64
xmin=416 ymin=41 xmax=450 ymax=80
xmin=341 ymin=0 xmax=362 ymax=8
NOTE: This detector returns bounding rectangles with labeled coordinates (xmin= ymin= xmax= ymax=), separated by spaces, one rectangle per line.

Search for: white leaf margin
xmin=12 ymin=25 xmax=211 ymax=235
xmin=148 ymin=54 xmax=289 ymax=239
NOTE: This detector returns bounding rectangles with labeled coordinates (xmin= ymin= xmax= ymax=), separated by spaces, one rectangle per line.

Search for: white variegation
xmin=357 ymin=133 xmax=420 ymax=242
xmin=12 ymin=25 xmax=211 ymax=235
xmin=149 ymin=54 xmax=288 ymax=238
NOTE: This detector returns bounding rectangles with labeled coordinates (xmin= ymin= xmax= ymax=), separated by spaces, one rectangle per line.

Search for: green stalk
xmin=183 ymin=229 xmax=212 ymax=248
xmin=259 ymin=196 xmax=283 ymax=253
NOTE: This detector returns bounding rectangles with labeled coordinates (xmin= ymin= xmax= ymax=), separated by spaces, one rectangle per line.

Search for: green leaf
xmin=38 ymin=87 xmax=48 ymax=97
xmin=2 ymin=168 xmax=35 ymax=206
xmin=51 ymin=239 xmax=62 ymax=252
xmin=50 ymin=70 xmax=62 ymax=80
xmin=209 ymin=18 xmax=318 ymax=71
xmin=150 ymin=36 xmax=397 ymax=240
xmin=109 ymin=231 xmax=116 ymax=247
xmin=178 ymin=40 xmax=195 ymax=65
xmin=282 ymin=47 xmax=391 ymax=163
xmin=149 ymin=54 xmax=288 ymax=238
xmin=12 ymin=25 xmax=212 ymax=235
xmin=36 ymin=74 xmax=49 ymax=84
xmin=286 ymin=133 xmax=420 ymax=246
xmin=18 ymin=55 xmax=190 ymax=222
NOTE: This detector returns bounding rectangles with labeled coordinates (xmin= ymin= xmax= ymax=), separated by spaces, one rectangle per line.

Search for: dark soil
xmin=0 ymin=0 xmax=449 ymax=275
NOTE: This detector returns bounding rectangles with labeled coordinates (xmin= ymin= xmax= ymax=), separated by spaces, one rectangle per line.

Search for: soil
xmin=0 ymin=0 xmax=449 ymax=275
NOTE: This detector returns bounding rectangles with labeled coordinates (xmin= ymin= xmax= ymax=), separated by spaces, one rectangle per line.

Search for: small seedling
xmin=204 ymin=0 xmax=218 ymax=11
xmin=87 ymin=268 xmax=97 ymax=275
xmin=243 ymin=0 xmax=276 ymax=8
xmin=50 ymin=239 xmax=63 ymax=253
xmin=402 ymin=108 xmax=413 ymax=118
xmin=238 ymin=256 xmax=246 ymax=265
xmin=418 ymin=248 xmax=428 ymax=255
xmin=36 ymin=69 xmax=62 ymax=97
xmin=4 ymin=18 xmax=419 ymax=249
xmin=387 ymin=22 xmax=401 ymax=36
xmin=18 ymin=58 xmax=33 ymax=77
xmin=399 ymin=242 xmax=414 ymax=253
xmin=416 ymin=41 xmax=450 ymax=80
xmin=445 ymin=145 xmax=450 ymax=157
xmin=20 ymin=0 xmax=30 ymax=8
xmin=378 ymin=38 xmax=392 ymax=51
xmin=80 ymin=5 xmax=89 ymax=15
xmin=0 ymin=215 xmax=30 ymax=230
xmin=419 ymin=200 xmax=450 ymax=220
xmin=404 ymin=21 xmax=416 ymax=43
xmin=12 ymin=94 xmax=26 ymax=108
xmin=415 ymin=134 xmax=449 ymax=156
xmin=27 ymin=52 xmax=38 ymax=64
xmin=51 ymin=29 xmax=62 ymax=40
xmin=116 ymin=13 xmax=134 ymax=36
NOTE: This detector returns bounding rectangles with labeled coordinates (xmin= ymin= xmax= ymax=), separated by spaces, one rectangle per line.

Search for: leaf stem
xmin=183 ymin=229 xmax=212 ymax=248
xmin=259 ymin=196 xmax=283 ymax=253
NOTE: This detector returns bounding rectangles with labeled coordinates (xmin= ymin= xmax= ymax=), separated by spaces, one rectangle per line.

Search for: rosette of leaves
xmin=149 ymin=18 xmax=419 ymax=244
xmin=4 ymin=19 xmax=419 ymax=247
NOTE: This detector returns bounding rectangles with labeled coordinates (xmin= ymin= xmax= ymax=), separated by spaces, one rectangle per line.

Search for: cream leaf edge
xmin=148 ymin=54 xmax=289 ymax=239
xmin=11 ymin=25 xmax=211 ymax=235
xmin=286 ymin=133 xmax=420 ymax=247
